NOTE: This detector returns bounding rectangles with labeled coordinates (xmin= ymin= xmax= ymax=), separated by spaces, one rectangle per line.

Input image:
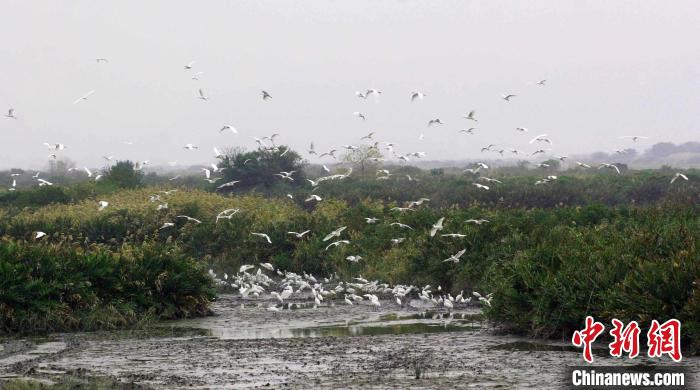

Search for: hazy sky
xmin=1 ymin=0 xmax=699 ymax=170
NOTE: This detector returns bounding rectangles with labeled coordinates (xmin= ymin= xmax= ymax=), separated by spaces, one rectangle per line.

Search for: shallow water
xmin=1 ymin=294 xmax=698 ymax=389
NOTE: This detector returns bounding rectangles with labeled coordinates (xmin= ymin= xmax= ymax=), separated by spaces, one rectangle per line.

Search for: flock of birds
xmin=5 ymin=58 xmax=691 ymax=313
xmin=207 ymin=263 xmax=493 ymax=313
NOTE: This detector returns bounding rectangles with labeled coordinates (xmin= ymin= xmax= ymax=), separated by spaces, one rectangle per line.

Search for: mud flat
xmin=1 ymin=294 xmax=698 ymax=389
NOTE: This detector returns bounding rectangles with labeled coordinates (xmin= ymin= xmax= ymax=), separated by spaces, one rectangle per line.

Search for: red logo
xmin=647 ymin=319 xmax=682 ymax=362
xmin=609 ymin=318 xmax=640 ymax=359
xmin=573 ymin=317 xmax=682 ymax=363
xmin=572 ymin=316 xmax=606 ymax=363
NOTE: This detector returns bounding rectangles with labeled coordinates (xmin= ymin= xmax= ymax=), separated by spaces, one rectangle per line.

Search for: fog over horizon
xmin=1 ymin=0 xmax=699 ymax=171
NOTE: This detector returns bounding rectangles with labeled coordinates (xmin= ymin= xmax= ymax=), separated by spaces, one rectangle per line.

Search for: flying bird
xmin=443 ymin=249 xmax=467 ymax=263
xmin=671 ymin=173 xmax=689 ymax=184
xmin=410 ymin=91 xmax=426 ymax=102
xmin=220 ymin=125 xmax=238 ymax=134
xmin=430 ymin=217 xmax=445 ymax=237
xmin=73 ymin=90 xmax=95 ymax=104
xmin=427 ymin=118 xmax=444 ymax=126
xmin=251 ymin=232 xmax=272 ymax=244
xmin=5 ymin=108 xmax=16 ymax=119
xmin=323 ymin=226 xmax=347 ymax=242
xmin=287 ymin=230 xmax=311 ymax=238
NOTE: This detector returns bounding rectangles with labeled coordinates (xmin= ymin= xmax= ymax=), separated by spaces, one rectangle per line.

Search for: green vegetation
xmin=0 ymin=240 xmax=213 ymax=334
xmin=0 ymin=161 xmax=698 ymax=354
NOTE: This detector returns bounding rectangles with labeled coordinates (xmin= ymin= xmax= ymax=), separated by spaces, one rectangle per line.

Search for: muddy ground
xmin=1 ymin=294 xmax=698 ymax=389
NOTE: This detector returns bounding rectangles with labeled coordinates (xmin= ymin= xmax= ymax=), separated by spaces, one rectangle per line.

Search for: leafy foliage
xmin=216 ymin=146 xmax=307 ymax=192
xmin=102 ymin=160 xmax=144 ymax=189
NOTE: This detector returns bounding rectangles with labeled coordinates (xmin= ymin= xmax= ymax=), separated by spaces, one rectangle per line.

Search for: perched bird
xmin=98 ymin=200 xmax=109 ymax=211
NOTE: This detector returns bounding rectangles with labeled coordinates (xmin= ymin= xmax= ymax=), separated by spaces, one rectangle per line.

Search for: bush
xmin=0 ymin=240 xmax=213 ymax=334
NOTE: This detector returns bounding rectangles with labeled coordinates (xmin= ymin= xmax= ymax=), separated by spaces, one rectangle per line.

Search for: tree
xmin=216 ymin=146 xmax=306 ymax=192
xmin=342 ymin=145 xmax=383 ymax=177
xmin=102 ymin=160 xmax=143 ymax=188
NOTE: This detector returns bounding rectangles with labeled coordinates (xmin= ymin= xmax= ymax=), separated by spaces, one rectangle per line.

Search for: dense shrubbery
xmin=0 ymin=240 xmax=214 ymax=334
xmin=0 ymin=172 xmax=698 ymax=353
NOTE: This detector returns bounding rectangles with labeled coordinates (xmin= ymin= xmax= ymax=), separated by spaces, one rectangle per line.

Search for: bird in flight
xmin=536 ymin=79 xmax=547 ymax=86
xmin=5 ymin=108 xmax=16 ymax=119
xmin=325 ymin=240 xmax=350 ymax=250
xmin=184 ymin=61 xmax=195 ymax=70
xmin=288 ymin=230 xmax=311 ymax=238
xmin=73 ymin=90 xmax=95 ymax=104
xmin=619 ymin=136 xmax=649 ymax=142
xmin=443 ymin=249 xmax=467 ymax=263
xmin=430 ymin=217 xmax=445 ymax=237
xmin=176 ymin=215 xmax=202 ymax=224
xmin=410 ymin=91 xmax=426 ymax=102
xmin=427 ymin=118 xmax=444 ymax=126
xmin=198 ymin=89 xmax=208 ymax=101
xmin=323 ymin=226 xmax=347 ymax=242
xmin=353 ymin=112 xmax=366 ymax=120
xmin=251 ymin=232 xmax=272 ymax=244
xmin=220 ymin=125 xmax=238 ymax=134
xmin=465 ymin=219 xmax=490 ymax=225
xmin=502 ymin=94 xmax=516 ymax=101
xmin=217 ymin=180 xmax=240 ymax=190
xmin=598 ymin=163 xmax=621 ymax=174
xmin=262 ymin=90 xmax=272 ymax=101
xmin=464 ymin=110 xmax=477 ymax=122
xmin=671 ymin=173 xmax=688 ymax=184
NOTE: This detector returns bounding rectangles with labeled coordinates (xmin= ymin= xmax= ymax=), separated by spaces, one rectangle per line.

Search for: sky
xmin=0 ymin=0 xmax=698 ymax=170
